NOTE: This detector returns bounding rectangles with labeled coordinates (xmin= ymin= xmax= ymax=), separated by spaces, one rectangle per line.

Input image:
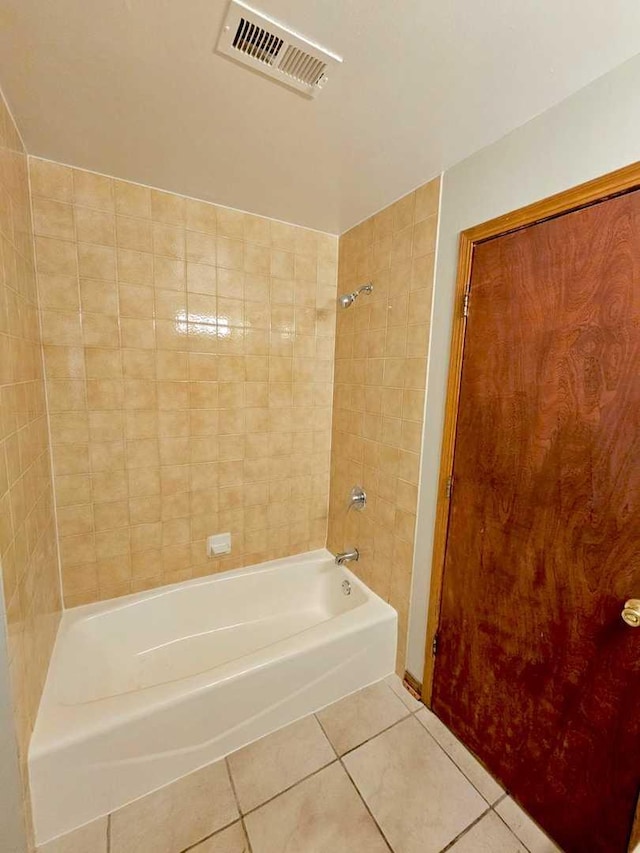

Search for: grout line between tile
xmin=493 ymin=795 xmax=559 ymax=853
xmin=224 ymin=755 xmax=243 ymax=819
xmin=240 ymin=817 xmax=254 ymax=853
xmin=238 ymin=757 xmax=341 ymax=819
xmin=438 ymin=806 xmax=492 ymax=853
xmin=179 ymin=810 xmax=247 ymax=853
xmin=491 ymin=807 xmax=533 ymax=853
xmin=173 ymin=759 xmax=246 ymax=853
xmin=338 ymin=756 xmax=394 ymax=852
xmin=312 ymin=711 xmax=339 ymax=759
xmin=320 ymin=709 xmax=412 ymax=760
xmin=414 ymin=708 xmax=508 ymax=806
xmin=29 ymin=154 xmax=339 ymax=237
xmin=312 ymin=710 xmax=338 ymax=757
xmin=26 ymin=139 xmax=66 ymax=610
xmin=178 ymin=817 xmax=247 ymax=853
xmin=106 ymin=813 xmax=111 ymax=853
xmin=416 ymin=721 xmax=503 ymax=806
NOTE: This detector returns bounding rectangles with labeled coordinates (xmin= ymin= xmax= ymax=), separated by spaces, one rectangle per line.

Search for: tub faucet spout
xmin=335 ymin=548 xmax=359 ymax=566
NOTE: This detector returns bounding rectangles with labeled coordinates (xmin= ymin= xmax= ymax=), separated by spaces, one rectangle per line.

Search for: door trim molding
xmin=421 ymin=158 xmax=640 ymax=707
xmin=630 ymin=795 xmax=640 ymax=852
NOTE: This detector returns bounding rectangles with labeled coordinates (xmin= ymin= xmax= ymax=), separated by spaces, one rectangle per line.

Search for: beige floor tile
xmin=316 ymin=679 xmax=409 ymax=755
xmin=384 ymin=673 xmax=423 ymax=712
xmin=448 ymin=812 xmax=526 ymax=852
xmin=416 ymin=708 xmax=503 ymax=803
xmin=110 ymin=760 xmax=238 ymax=853
xmin=244 ymin=762 xmax=389 ymax=853
xmin=190 ymin=821 xmax=250 ymax=852
xmin=37 ymin=817 xmax=108 ymax=853
xmin=495 ymin=797 xmax=561 ymax=853
xmin=227 ymin=715 xmax=336 ymax=813
xmin=343 ymin=715 xmax=487 ymax=853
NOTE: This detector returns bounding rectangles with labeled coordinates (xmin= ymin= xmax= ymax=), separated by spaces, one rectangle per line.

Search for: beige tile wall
xmin=30 ymin=158 xmax=338 ymax=605
xmin=327 ymin=178 xmax=440 ymax=671
xmin=0 ymin=94 xmax=61 ymax=835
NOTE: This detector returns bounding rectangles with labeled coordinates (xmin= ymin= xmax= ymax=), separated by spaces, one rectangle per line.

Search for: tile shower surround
xmin=0 ymin=117 xmax=437 ymax=847
xmin=327 ymin=177 xmax=440 ymax=670
xmin=29 ymin=157 xmax=338 ymax=605
xmin=0 ymin=92 xmax=61 ymax=842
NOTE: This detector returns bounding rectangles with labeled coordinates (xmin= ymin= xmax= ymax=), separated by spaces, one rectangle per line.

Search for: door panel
xmin=433 ymin=191 xmax=640 ymax=852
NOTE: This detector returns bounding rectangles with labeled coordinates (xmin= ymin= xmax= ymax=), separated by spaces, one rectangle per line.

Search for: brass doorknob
xmin=621 ymin=599 xmax=640 ymax=627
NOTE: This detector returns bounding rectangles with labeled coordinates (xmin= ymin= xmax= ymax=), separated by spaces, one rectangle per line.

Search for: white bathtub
xmin=29 ymin=549 xmax=397 ymax=844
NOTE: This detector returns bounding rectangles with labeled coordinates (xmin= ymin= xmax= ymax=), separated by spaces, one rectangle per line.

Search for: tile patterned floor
xmin=39 ymin=675 xmax=561 ymax=853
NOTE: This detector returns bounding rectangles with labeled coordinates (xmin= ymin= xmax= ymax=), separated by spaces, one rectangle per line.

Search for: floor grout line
xmin=224 ymin=753 xmax=255 ymax=852
xmin=312 ymin=711 xmax=339 ymax=760
xmin=176 ymin=758 xmax=255 ymax=853
xmin=223 ymin=705 xmax=407 ymax=851
xmin=415 ymin=717 xmax=505 ymax=806
xmin=234 ymin=757 xmax=341 ymax=819
xmin=179 ymin=815 xmax=247 ymax=853
xmin=240 ymin=817 xmax=254 ymax=853
xmin=438 ymin=806 xmax=493 ymax=852
xmin=330 ymin=710 xmax=412 ymax=759
xmin=223 ymin=685 xmax=500 ymax=852
xmin=338 ymin=756 xmax=395 ymax=852
xmin=335 ymin=711 xmax=505 ymax=853
xmin=224 ymin=755 xmax=243 ymax=817
xmin=491 ymin=806 xmax=533 ymax=853
xmin=120 ymin=681 xmax=522 ymax=853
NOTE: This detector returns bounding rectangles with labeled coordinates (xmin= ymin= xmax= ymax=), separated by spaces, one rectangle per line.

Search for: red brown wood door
xmin=433 ymin=189 xmax=640 ymax=852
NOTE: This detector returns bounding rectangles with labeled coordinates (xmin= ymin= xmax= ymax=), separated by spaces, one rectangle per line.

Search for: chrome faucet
xmin=334 ymin=548 xmax=359 ymax=566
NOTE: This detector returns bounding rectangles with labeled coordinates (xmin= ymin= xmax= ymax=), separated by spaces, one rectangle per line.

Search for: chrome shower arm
xmin=338 ymin=282 xmax=373 ymax=308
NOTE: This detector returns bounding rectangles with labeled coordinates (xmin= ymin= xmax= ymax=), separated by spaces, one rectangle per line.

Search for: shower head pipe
xmin=338 ymin=282 xmax=374 ymax=308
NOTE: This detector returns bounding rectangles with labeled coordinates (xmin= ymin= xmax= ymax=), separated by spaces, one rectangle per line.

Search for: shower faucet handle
xmin=349 ymin=486 xmax=367 ymax=511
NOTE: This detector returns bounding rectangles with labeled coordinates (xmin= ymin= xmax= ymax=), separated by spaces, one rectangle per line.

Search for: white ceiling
xmin=2 ymin=1 xmax=640 ymax=234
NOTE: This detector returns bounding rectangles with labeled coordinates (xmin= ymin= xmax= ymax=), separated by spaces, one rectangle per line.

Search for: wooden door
xmin=432 ymin=189 xmax=640 ymax=852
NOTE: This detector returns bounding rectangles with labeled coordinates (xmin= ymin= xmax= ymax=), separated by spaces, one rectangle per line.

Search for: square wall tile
xmin=30 ymin=156 xmax=338 ymax=604
xmin=1 ymin=96 xmax=62 ymax=847
xmin=327 ymin=177 xmax=439 ymax=673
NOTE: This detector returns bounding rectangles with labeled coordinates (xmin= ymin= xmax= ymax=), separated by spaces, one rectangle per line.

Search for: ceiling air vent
xmin=216 ymin=0 xmax=342 ymax=97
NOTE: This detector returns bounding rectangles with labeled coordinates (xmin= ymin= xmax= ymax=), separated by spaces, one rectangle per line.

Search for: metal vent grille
xmin=278 ymin=45 xmax=327 ymax=86
xmin=216 ymin=1 xmax=342 ymax=98
xmin=232 ymin=17 xmax=283 ymax=65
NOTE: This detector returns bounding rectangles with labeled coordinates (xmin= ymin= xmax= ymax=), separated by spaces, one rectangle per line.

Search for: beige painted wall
xmin=0 ymin=92 xmax=61 ymax=842
xmin=30 ymin=158 xmax=338 ymax=605
xmin=327 ymin=178 xmax=439 ymax=672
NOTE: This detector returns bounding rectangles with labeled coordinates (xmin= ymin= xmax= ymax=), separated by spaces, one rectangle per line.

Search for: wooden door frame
xmin=630 ymin=796 xmax=640 ymax=852
xmin=422 ymin=158 xmax=640 ymax=708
